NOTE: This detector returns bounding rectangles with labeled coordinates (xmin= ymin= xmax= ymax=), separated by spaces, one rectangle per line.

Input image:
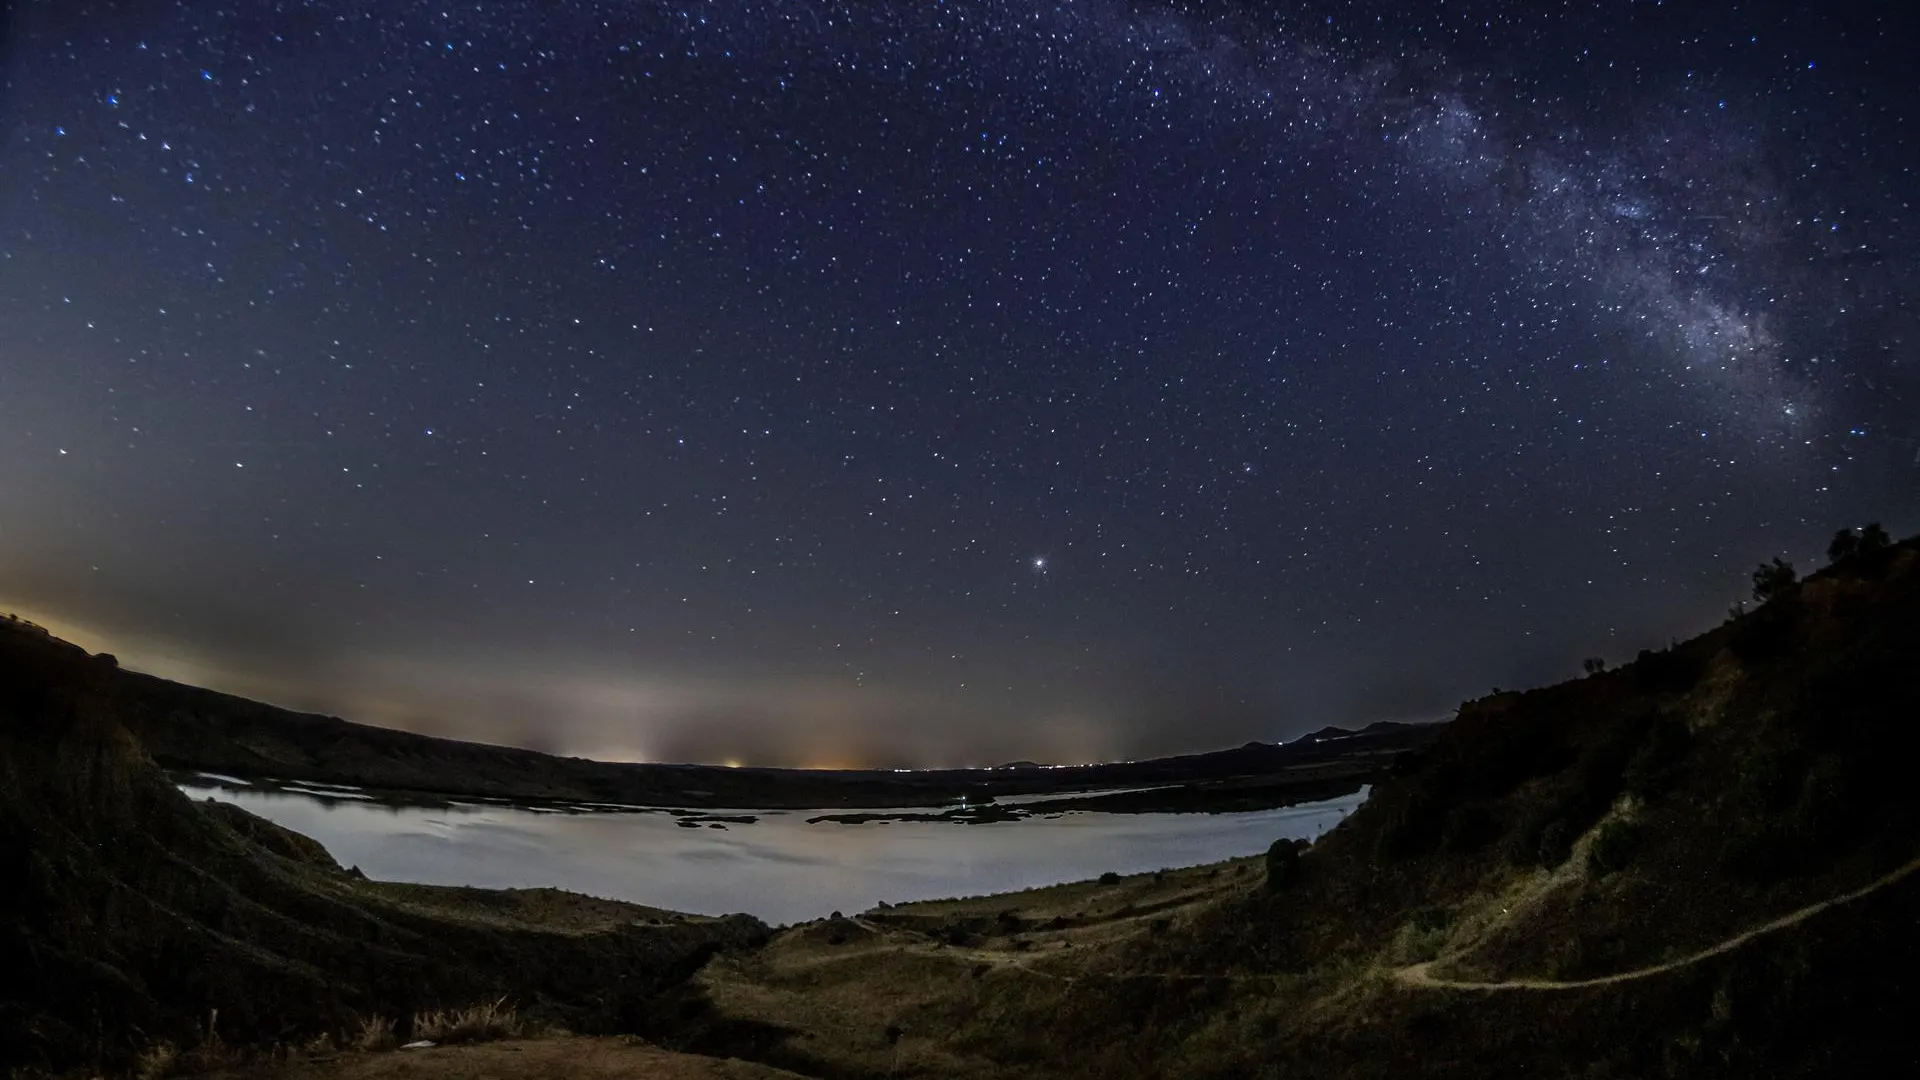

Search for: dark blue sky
xmin=2 ymin=1 xmax=1914 ymax=766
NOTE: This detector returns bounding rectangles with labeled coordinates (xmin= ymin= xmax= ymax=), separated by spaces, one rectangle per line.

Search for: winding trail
xmin=919 ymin=855 xmax=1920 ymax=994
xmin=1393 ymin=854 xmax=1920 ymax=992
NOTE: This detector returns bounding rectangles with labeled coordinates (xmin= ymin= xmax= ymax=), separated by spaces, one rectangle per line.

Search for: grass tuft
xmin=410 ymin=998 xmax=524 ymax=1045
xmin=352 ymin=1015 xmax=397 ymax=1052
xmin=132 ymin=1040 xmax=177 ymax=1080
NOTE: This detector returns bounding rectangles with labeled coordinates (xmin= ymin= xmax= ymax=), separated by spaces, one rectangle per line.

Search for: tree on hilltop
xmin=1752 ymin=557 xmax=1797 ymax=603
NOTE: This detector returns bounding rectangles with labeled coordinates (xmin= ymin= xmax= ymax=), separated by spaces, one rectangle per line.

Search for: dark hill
xmin=0 ymin=628 xmax=766 ymax=1076
xmin=90 ymin=657 xmax=1437 ymax=811
xmin=968 ymin=535 xmax=1920 ymax=1077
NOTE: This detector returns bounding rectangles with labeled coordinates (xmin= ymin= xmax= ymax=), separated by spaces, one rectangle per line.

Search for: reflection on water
xmin=179 ymin=781 xmax=1368 ymax=925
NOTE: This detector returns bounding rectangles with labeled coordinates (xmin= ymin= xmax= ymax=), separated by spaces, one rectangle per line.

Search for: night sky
xmin=2 ymin=1 xmax=1915 ymax=768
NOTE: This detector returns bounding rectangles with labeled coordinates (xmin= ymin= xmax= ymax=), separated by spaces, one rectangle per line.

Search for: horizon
xmin=2 ymin=600 xmax=1448 ymax=772
xmin=3 ymin=1 xmax=1915 ymax=769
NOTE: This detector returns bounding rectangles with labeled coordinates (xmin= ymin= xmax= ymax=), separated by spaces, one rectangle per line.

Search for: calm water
xmin=179 ymin=779 xmax=1367 ymax=925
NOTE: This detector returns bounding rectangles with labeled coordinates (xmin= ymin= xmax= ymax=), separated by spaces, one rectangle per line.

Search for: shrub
xmin=1387 ymin=913 xmax=1449 ymax=964
xmin=1790 ymin=754 xmax=1856 ymax=841
xmin=411 ymin=999 xmax=522 ymax=1045
xmin=1587 ymin=820 xmax=1642 ymax=875
xmin=1537 ymin=818 xmax=1575 ymax=868
xmin=1374 ymin=805 xmax=1428 ymax=861
xmin=133 ymin=1041 xmax=178 ymax=1080
xmin=1732 ymin=743 xmax=1806 ymax=816
xmin=1440 ymin=802 xmax=1502 ymax=854
xmin=1752 ymin=557 xmax=1797 ymax=602
xmin=1827 ymin=528 xmax=1860 ymax=563
xmin=1854 ymin=522 xmax=1895 ymax=575
xmin=1507 ymin=812 xmax=1549 ymax=866
xmin=1265 ymin=837 xmax=1308 ymax=891
xmin=1464 ymin=722 xmax=1575 ymax=799
xmin=1582 ymin=656 xmax=1607 ymax=675
xmin=1097 ymin=871 xmax=1120 ymax=885
xmin=1729 ymin=598 xmax=1800 ymax=664
xmin=352 ymin=1015 xmax=396 ymax=1052
xmin=1623 ymin=716 xmax=1692 ymax=797
xmin=1632 ymin=646 xmax=1703 ymax=694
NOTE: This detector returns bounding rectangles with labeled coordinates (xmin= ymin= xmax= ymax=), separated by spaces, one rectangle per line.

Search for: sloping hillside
xmin=1021 ymin=537 xmax=1920 ymax=1077
xmin=631 ymin=536 xmax=1920 ymax=1080
xmin=0 ymin=628 xmax=767 ymax=1076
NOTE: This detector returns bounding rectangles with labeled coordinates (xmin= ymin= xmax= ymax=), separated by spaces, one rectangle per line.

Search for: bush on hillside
xmin=1536 ymin=818 xmax=1576 ymax=868
xmin=1732 ymin=742 xmax=1807 ymax=817
xmin=1586 ymin=820 xmax=1642 ymax=876
xmin=1789 ymin=754 xmax=1857 ymax=842
xmin=1265 ymin=837 xmax=1308 ymax=892
xmin=1718 ymin=740 xmax=1832 ymax=882
xmin=1466 ymin=723 xmax=1577 ymax=800
xmin=1382 ymin=713 xmax=1578 ymax=862
xmin=1440 ymin=801 xmax=1502 ymax=854
xmin=1729 ymin=597 xmax=1801 ymax=664
xmin=1751 ymin=557 xmax=1797 ymax=603
xmin=1631 ymin=645 xmax=1703 ymax=694
xmin=1830 ymin=522 xmax=1896 ymax=578
xmin=1507 ymin=719 xmax=1649 ymax=868
xmin=1622 ymin=715 xmax=1692 ymax=797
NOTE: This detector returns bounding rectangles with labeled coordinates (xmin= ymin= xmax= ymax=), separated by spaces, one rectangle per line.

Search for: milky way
xmin=1 ymin=1 xmax=1914 ymax=765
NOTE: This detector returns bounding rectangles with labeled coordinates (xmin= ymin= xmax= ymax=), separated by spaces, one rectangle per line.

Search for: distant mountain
xmin=1291 ymin=720 xmax=1431 ymax=744
xmin=66 ymin=651 xmax=1439 ymax=811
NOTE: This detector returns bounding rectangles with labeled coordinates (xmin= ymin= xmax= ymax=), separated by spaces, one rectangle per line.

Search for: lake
xmin=178 ymin=777 xmax=1369 ymax=925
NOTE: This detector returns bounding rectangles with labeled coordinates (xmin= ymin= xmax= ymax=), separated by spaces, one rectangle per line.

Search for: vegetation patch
xmin=411 ymin=999 xmax=526 ymax=1045
xmin=1586 ymin=820 xmax=1643 ymax=876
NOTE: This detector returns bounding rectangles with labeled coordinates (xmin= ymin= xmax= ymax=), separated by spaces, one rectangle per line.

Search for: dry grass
xmin=410 ymin=999 xmax=524 ymax=1045
xmin=196 ymin=1036 xmax=813 ymax=1079
xmin=678 ymin=860 xmax=1259 ymax=1079
xmin=128 ymin=1013 xmax=264 ymax=1078
xmin=351 ymin=1016 xmax=396 ymax=1053
xmin=133 ymin=1040 xmax=179 ymax=1080
xmin=302 ymin=1032 xmax=338 ymax=1056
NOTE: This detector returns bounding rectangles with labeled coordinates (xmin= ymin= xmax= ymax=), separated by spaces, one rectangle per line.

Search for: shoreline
xmin=172 ymin=764 xmax=1374 ymax=820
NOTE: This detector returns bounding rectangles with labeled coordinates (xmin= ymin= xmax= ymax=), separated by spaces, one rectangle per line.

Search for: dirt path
xmin=1394 ymin=854 xmax=1920 ymax=992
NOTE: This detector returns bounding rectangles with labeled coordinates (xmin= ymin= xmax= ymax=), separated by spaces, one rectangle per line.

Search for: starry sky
xmin=2 ymin=1 xmax=1915 ymax=768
